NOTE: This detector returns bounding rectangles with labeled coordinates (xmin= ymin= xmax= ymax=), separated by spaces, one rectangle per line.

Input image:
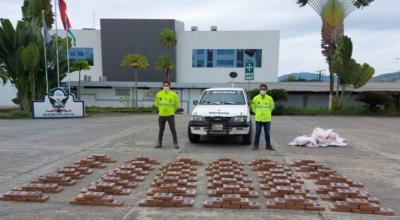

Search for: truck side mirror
xmin=193 ymin=100 xmax=199 ymax=105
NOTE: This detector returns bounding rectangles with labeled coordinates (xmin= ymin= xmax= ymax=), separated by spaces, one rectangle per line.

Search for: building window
xmin=192 ymin=49 xmax=262 ymax=68
xmin=236 ymin=50 xmax=244 ymax=67
xmin=255 ymin=50 xmax=262 ymax=67
xmin=69 ymin=48 xmax=94 ymax=66
xmin=216 ymin=59 xmax=235 ymax=67
xmin=207 ymin=49 xmax=213 ymax=67
xmin=192 ymin=49 xmax=205 ymax=67
xmin=216 ymin=49 xmax=234 ymax=55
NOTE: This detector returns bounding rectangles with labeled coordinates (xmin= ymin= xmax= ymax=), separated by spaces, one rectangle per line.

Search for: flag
xmin=59 ymin=0 xmax=71 ymax=30
xmin=58 ymin=0 xmax=76 ymax=46
xmin=67 ymin=29 xmax=77 ymax=47
xmin=42 ymin=12 xmax=51 ymax=47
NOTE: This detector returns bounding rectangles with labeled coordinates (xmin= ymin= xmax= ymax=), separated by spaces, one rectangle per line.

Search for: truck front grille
xmin=205 ymin=117 xmax=232 ymax=122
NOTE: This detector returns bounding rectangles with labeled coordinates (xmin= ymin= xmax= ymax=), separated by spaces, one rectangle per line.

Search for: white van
xmin=188 ymin=88 xmax=252 ymax=144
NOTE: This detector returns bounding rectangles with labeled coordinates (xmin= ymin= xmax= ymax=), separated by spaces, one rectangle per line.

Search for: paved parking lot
xmin=0 ymin=114 xmax=399 ymax=220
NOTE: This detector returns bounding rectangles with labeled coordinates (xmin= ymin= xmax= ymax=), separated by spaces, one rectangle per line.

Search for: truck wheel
xmin=188 ymin=126 xmax=200 ymax=143
xmin=243 ymin=124 xmax=252 ymax=145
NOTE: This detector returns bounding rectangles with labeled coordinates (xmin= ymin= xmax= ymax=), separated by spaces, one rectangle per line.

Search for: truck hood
xmin=191 ymin=105 xmax=249 ymax=117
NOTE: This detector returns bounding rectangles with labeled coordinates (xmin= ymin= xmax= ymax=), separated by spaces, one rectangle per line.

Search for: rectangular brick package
xmin=141 ymin=158 xmax=201 ymax=208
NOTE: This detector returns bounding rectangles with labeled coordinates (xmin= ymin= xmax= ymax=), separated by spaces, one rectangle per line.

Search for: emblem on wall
xmin=32 ymin=88 xmax=85 ymax=118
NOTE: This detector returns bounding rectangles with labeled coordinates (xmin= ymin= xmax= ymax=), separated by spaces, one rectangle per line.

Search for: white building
xmin=54 ymin=29 xmax=103 ymax=83
xmin=56 ymin=21 xmax=280 ymax=84
xmin=0 ymin=19 xmax=281 ymax=108
xmin=177 ymin=30 xmax=280 ymax=83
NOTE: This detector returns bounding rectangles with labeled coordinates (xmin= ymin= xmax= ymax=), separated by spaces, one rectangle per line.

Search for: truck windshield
xmin=199 ymin=90 xmax=246 ymax=105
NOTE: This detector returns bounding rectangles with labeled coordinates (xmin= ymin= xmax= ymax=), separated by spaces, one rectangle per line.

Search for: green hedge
xmin=0 ymin=110 xmax=31 ymax=119
xmin=85 ymin=107 xmax=155 ymax=114
xmin=249 ymin=88 xmax=288 ymax=101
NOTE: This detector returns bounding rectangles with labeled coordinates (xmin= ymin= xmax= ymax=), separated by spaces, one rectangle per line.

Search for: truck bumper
xmin=189 ymin=121 xmax=250 ymax=136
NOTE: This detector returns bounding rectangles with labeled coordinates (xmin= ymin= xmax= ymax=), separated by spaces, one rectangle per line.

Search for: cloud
xmin=347 ymin=29 xmax=400 ymax=75
xmin=1 ymin=0 xmax=399 ymax=75
xmin=280 ymin=32 xmax=327 ymax=74
xmin=279 ymin=28 xmax=400 ymax=76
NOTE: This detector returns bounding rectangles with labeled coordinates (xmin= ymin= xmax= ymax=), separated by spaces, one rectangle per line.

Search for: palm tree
xmin=158 ymin=28 xmax=177 ymax=80
xmin=20 ymin=42 xmax=40 ymax=105
xmin=0 ymin=66 xmax=7 ymax=85
xmin=121 ymin=54 xmax=149 ymax=108
xmin=0 ymin=0 xmax=69 ymax=111
xmin=71 ymin=60 xmax=91 ymax=100
xmin=295 ymin=0 xmax=374 ymax=110
xmin=22 ymin=0 xmax=54 ymax=28
xmin=158 ymin=28 xmax=177 ymax=49
xmin=155 ymin=55 xmax=175 ymax=80
xmin=331 ymin=35 xmax=374 ymax=110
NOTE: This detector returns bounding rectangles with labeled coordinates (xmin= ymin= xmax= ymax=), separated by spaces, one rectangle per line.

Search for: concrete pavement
xmin=0 ymin=114 xmax=399 ymax=220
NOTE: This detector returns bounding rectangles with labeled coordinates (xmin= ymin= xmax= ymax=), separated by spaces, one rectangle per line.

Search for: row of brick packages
xmin=71 ymin=156 xmax=159 ymax=207
xmin=291 ymin=159 xmax=395 ymax=216
xmin=249 ymin=158 xmax=325 ymax=211
xmin=139 ymin=158 xmax=202 ymax=207
xmin=203 ymin=157 xmax=260 ymax=209
xmin=0 ymin=154 xmax=114 ymax=203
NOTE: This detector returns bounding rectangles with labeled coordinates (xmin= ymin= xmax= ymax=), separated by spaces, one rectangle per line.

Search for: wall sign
xmin=245 ymin=61 xmax=255 ymax=81
xmin=32 ymin=88 xmax=85 ymax=118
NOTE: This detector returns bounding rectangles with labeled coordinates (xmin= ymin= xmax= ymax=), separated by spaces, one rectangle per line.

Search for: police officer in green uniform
xmin=154 ymin=81 xmax=180 ymax=149
xmin=251 ymin=84 xmax=275 ymax=151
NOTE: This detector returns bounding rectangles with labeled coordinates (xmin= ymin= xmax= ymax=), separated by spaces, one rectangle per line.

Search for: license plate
xmin=212 ymin=124 xmax=224 ymax=131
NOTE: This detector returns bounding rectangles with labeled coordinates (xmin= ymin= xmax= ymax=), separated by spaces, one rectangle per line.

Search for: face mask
xmin=163 ymin=86 xmax=170 ymax=91
xmin=260 ymin=90 xmax=267 ymax=95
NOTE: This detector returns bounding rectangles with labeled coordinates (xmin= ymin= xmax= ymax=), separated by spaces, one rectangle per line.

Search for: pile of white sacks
xmin=289 ymin=127 xmax=347 ymax=148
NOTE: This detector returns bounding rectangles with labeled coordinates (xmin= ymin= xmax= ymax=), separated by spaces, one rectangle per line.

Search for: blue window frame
xmin=216 ymin=49 xmax=234 ymax=55
xmin=216 ymin=60 xmax=235 ymax=67
xmin=69 ymin=48 xmax=94 ymax=66
xmin=192 ymin=49 xmax=205 ymax=67
xmin=192 ymin=49 xmax=262 ymax=68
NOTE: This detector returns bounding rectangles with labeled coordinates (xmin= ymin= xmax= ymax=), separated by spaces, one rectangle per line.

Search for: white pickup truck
xmin=188 ymin=88 xmax=252 ymax=144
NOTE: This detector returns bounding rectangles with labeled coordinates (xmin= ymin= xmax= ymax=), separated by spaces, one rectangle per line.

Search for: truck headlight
xmin=191 ymin=115 xmax=204 ymax=121
xmin=232 ymin=116 xmax=247 ymax=123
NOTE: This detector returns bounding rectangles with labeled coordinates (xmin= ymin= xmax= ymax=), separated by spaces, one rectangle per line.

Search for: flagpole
xmin=54 ymin=0 xmax=60 ymax=88
xmin=66 ymin=15 xmax=71 ymax=93
xmin=42 ymin=10 xmax=49 ymax=93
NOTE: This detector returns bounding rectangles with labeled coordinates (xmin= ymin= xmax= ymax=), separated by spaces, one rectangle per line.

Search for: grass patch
xmin=2 ymin=106 xmax=399 ymax=119
xmin=278 ymin=107 xmax=330 ymax=115
xmin=0 ymin=107 xmax=155 ymax=119
xmin=0 ymin=110 xmax=31 ymax=119
xmin=273 ymin=106 xmax=400 ymax=116
xmin=85 ymin=106 xmax=155 ymax=115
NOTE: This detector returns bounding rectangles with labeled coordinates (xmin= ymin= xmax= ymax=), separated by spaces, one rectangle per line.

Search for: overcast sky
xmin=1 ymin=0 xmax=399 ymax=76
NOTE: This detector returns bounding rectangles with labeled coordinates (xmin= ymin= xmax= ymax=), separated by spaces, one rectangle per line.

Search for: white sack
xmin=289 ymin=127 xmax=347 ymax=147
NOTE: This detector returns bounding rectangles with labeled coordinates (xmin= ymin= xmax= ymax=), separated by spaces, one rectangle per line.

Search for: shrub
xmin=85 ymin=106 xmax=153 ymax=114
xmin=356 ymin=92 xmax=394 ymax=111
xmin=249 ymin=89 xmax=260 ymax=101
xmin=268 ymin=89 xmax=288 ymax=101
xmin=119 ymin=96 xmax=133 ymax=107
xmin=249 ymin=88 xmax=288 ymax=101
xmin=248 ymin=88 xmax=288 ymax=114
xmin=152 ymin=105 xmax=159 ymax=114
